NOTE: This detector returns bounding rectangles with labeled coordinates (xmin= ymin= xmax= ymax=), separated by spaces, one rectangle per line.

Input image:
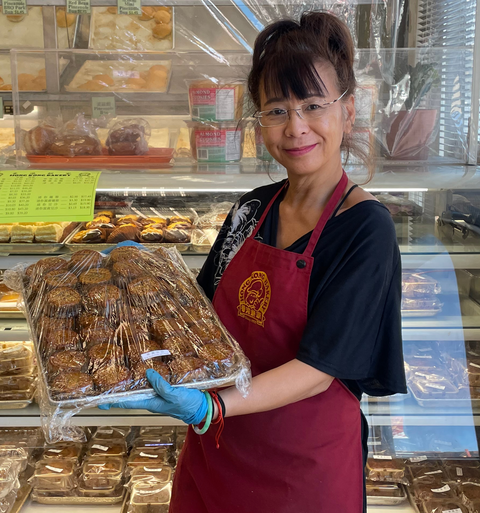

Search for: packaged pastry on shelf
xmin=92 ymin=426 xmax=131 ymax=442
xmin=402 ymin=272 xmax=441 ymax=297
xmin=366 ymin=457 xmax=406 ymax=484
xmin=128 ymin=480 xmax=171 ymax=513
xmin=421 ymin=500 xmax=468 ymax=513
xmin=87 ymin=440 xmax=127 ymax=458
xmin=129 ymin=464 xmax=172 ymax=484
xmin=81 ymin=456 xmax=125 ymax=489
xmin=106 ymin=119 xmax=150 ymax=156
xmin=32 ymin=459 xmax=77 ymax=491
xmin=43 ymin=443 xmax=82 ymax=462
xmin=0 ymin=459 xmax=21 ymax=499
xmin=365 ymin=480 xmax=403 ymax=498
xmin=461 ymin=482 xmax=480 ymax=502
xmin=413 ymin=477 xmax=459 ymax=501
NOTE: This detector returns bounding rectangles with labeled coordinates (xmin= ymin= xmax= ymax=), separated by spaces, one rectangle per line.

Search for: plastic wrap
xmin=128 ymin=480 xmax=171 ymax=513
xmin=366 ymin=457 xmax=407 ymax=485
xmin=191 ymin=202 xmax=231 ymax=252
xmin=402 ymin=272 xmax=443 ymax=317
xmin=105 ymin=119 xmax=151 ymax=156
xmin=421 ymin=500 xmax=468 ymax=513
xmin=5 ymin=246 xmax=250 ymax=442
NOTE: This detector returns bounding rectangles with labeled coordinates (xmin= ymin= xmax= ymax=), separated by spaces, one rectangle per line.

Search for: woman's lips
xmin=283 ymin=144 xmax=317 ymax=157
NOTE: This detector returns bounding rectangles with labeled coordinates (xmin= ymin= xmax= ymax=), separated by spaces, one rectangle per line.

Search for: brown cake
xmin=72 ymin=228 xmax=107 ymax=244
xmin=48 ymin=349 xmax=86 ymax=374
xmin=37 ymin=315 xmax=76 ymax=336
xmin=131 ymin=360 xmax=170 ymax=385
xmin=109 ymin=246 xmax=141 ymax=264
xmin=422 ymin=500 xmax=467 ymax=513
xmin=107 ymin=225 xmax=141 ymax=244
xmin=83 ymin=284 xmax=121 ymax=312
xmin=25 ymin=257 xmax=68 ymax=280
xmin=68 ymin=250 xmax=104 ymax=273
xmin=81 ymin=326 xmax=116 ymax=349
xmin=45 ymin=287 xmax=81 ymax=318
xmin=128 ymin=276 xmax=164 ymax=305
xmin=118 ymin=321 xmax=149 ymax=346
xmin=169 ymin=357 xmax=209 ymax=384
xmin=162 ymin=333 xmax=196 ymax=358
xmin=44 ymin=270 xmax=78 ymax=289
xmin=41 ymin=329 xmax=80 ymax=355
xmin=49 ymin=370 xmax=94 ymax=399
xmin=79 ymin=268 xmax=112 ymax=288
xmin=151 ymin=318 xmax=184 ymax=342
xmin=198 ymin=342 xmax=235 ymax=376
xmin=181 ymin=306 xmax=212 ymax=324
xmin=92 ymin=363 xmax=132 ymax=392
xmin=78 ymin=313 xmax=114 ymax=332
xmin=88 ymin=342 xmax=124 ymax=370
xmin=112 ymin=261 xmax=146 ymax=285
xmin=461 ymin=483 xmax=480 ymax=501
xmin=188 ymin=320 xmax=223 ymax=343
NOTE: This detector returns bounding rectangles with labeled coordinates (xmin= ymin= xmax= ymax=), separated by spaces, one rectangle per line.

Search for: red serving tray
xmin=26 ymin=148 xmax=174 ymax=169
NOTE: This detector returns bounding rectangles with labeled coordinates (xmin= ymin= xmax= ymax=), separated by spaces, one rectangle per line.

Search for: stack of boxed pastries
xmin=0 ymin=340 xmax=36 ymax=406
xmin=19 ymin=245 xmax=248 ymax=408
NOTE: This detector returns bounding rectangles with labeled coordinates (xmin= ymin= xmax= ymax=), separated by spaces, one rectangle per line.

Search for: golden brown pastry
xmin=117 ymin=215 xmax=139 ymax=224
xmin=10 ymin=224 xmax=35 ymax=243
xmin=153 ymin=10 xmax=171 ymax=24
xmin=139 ymin=6 xmax=155 ymax=20
xmin=107 ymin=225 xmax=140 ymax=243
xmin=106 ymin=6 xmax=117 ymax=13
xmin=49 ymin=134 xmax=102 ymax=156
xmin=93 ymin=74 xmax=115 ymax=87
xmin=72 ymin=228 xmax=107 ymax=243
xmin=152 ymin=23 xmax=172 ymax=40
xmin=140 ymin=217 xmax=167 ymax=228
xmin=34 ymin=223 xmax=65 ymax=243
xmin=95 ymin=211 xmax=115 ymax=220
xmin=0 ymin=77 xmax=4 ymax=87
xmin=31 ymin=76 xmax=46 ymax=90
xmin=6 ymin=15 xmax=25 ymax=22
xmin=0 ymin=225 xmax=12 ymax=243
xmin=56 ymin=9 xmax=76 ymax=28
xmin=24 ymin=125 xmax=56 ymax=155
xmin=77 ymin=80 xmax=109 ymax=92
xmin=0 ymin=85 xmax=12 ymax=91
xmin=140 ymin=225 xmax=164 ymax=242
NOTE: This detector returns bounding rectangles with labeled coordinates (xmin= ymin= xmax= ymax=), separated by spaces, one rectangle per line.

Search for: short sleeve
xmin=296 ymin=213 xmax=407 ymax=397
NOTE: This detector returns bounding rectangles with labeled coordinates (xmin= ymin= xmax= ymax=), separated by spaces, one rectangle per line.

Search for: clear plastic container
xmin=87 ymin=441 xmax=127 ymax=458
xmin=186 ymin=121 xmax=245 ymax=163
xmin=421 ymin=499 xmax=468 ymax=512
xmin=43 ymin=443 xmax=82 ymax=462
xmin=366 ymin=457 xmax=406 ymax=483
xmin=0 ymin=342 xmax=34 ymax=375
xmin=128 ymin=447 xmax=170 ymax=468
xmin=186 ymin=79 xmax=245 ymax=122
xmin=92 ymin=426 xmax=131 ymax=442
xmin=402 ymin=272 xmax=441 ymax=297
xmin=365 ymin=480 xmax=403 ymax=498
xmin=133 ymin=434 xmax=174 ymax=449
xmin=77 ymin=483 xmax=124 ymax=498
xmin=139 ymin=426 xmax=174 ymax=437
xmin=412 ymin=478 xmax=458 ymax=501
xmin=129 ymin=480 xmax=171 ymax=513
xmin=0 ymin=372 xmax=36 ymax=393
xmin=81 ymin=456 xmax=125 ymax=489
xmin=0 ymin=445 xmax=28 ymax=472
xmin=0 ymin=460 xmax=20 ymax=499
xmin=129 ymin=464 xmax=172 ymax=484
xmin=33 ymin=459 xmax=76 ymax=491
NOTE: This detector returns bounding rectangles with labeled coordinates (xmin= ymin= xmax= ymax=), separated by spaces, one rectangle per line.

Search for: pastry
xmin=162 ymin=333 xmax=196 ymax=358
xmin=82 ymin=457 xmax=124 ymax=488
xmin=56 ymin=9 xmax=76 ymax=28
xmin=80 ymin=326 xmax=116 ymax=349
xmin=128 ymin=276 xmax=163 ymax=305
xmin=72 ymin=228 xmax=107 ymax=243
xmin=37 ymin=315 xmax=76 ymax=336
xmin=86 ymin=219 xmax=115 ymax=231
xmin=79 ymin=312 xmax=113 ymax=331
xmin=87 ymin=342 xmax=124 ymax=372
xmin=139 ymin=6 xmax=155 ymax=20
xmin=188 ymin=319 xmax=223 ymax=343
xmin=125 ymin=77 xmax=146 ymax=89
xmin=92 ymin=363 xmax=132 ymax=392
xmin=112 ymin=261 xmax=146 ymax=285
xmin=129 ymin=339 xmax=164 ymax=364
xmin=140 ymin=225 xmax=164 ymax=242
xmin=49 ymin=134 xmax=102 ymax=156
xmin=199 ymin=342 xmax=236 ymax=376
xmin=0 ymin=224 xmax=12 ymax=243
xmin=169 ymin=357 xmax=209 ymax=384
xmin=45 ymin=287 xmax=82 ymax=318
xmin=116 ymin=215 xmax=139 ymax=224
xmin=34 ymin=223 xmax=66 ymax=243
xmin=48 ymin=349 xmax=86 ymax=375
xmin=140 ymin=217 xmax=167 ymax=228
xmin=151 ymin=318 xmax=184 ymax=342
xmin=10 ymin=224 xmax=35 ymax=243
xmin=144 ymin=74 xmax=168 ymax=91
xmin=152 ymin=23 xmax=172 ymax=39
xmin=18 ymin=73 xmax=36 ymax=91
xmin=79 ymin=268 xmax=112 ymax=288
xmin=83 ymin=284 xmax=121 ymax=313
xmin=41 ymin=329 xmax=80 ymax=355
xmin=107 ymin=225 xmax=141 ymax=243
xmin=49 ymin=370 xmax=94 ymax=399
xmin=167 ymin=221 xmax=192 ymax=230
xmin=68 ymin=250 xmax=105 ymax=273
xmin=106 ymin=123 xmax=149 ymax=156
xmin=109 ymin=246 xmax=141 ymax=263
xmin=44 ymin=444 xmax=81 ymax=461
xmin=6 ymin=14 xmax=25 ymax=22
xmin=131 ymin=360 xmax=170 ymax=385
xmin=117 ymin=320 xmax=149 ymax=346
xmin=24 ymin=125 xmax=56 ymax=155
xmin=44 ymin=270 xmax=78 ymax=289
xmin=163 ymin=227 xmax=191 ymax=243
xmin=87 ymin=442 xmax=126 ymax=458
xmin=77 ymin=79 xmax=109 ymax=92
xmin=96 ymin=211 xmax=115 ymax=220
xmin=92 ymin=74 xmax=115 ymax=87
xmin=153 ymin=10 xmax=171 ymax=24
xmin=169 ymin=215 xmax=191 ymax=224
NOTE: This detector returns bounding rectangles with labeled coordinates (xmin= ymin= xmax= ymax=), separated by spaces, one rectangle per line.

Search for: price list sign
xmin=0 ymin=170 xmax=101 ymax=223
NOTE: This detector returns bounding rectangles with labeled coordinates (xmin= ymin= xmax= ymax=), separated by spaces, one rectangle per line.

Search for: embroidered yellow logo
xmin=237 ymin=271 xmax=271 ymax=327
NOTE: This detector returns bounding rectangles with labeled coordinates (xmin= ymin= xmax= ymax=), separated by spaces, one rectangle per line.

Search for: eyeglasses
xmin=254 ymin=90 xmax=348 ymax=127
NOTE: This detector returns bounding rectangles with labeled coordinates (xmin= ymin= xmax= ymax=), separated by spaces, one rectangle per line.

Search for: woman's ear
xmin=342 ymin=94 xmax=356 ymax=134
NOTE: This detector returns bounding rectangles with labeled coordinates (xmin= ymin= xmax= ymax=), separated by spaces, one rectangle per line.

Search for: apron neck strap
xmin=250 ymin=181 xmax=288 ymax=238
xmin=303 ymin=170 xmax=348 ymax=257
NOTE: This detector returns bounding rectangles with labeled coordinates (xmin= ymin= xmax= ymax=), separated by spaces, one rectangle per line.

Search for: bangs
xmin=261 ymin=51 xmax=328 ymax=104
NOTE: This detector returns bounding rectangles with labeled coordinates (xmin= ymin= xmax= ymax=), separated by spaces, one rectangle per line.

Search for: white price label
xmin=140 ymin=452 xmax=158 ymax=458
xmin=91 ymin=444 xmax=109 ymax=452
xmin=425 ymin=383 xmax=446 ymax=390
xmin=373 ymin=455 xmax=392 ymax=460
xmin=425 ymin=470 xmax=443 ymax=475
xmin=367 ymin=441 xmax=382 ymax=446
xmin=144 ymin=467 xmax=163 ymax=472
xmin=470 ymin=362 xmax=480 ymax=369
xmin=443 ymin=509 xmax=462 ymax=513
xmin=431 ymin=484 xmax=450 ymax=493
xmin=2 ymin=345 xmax=23 ymax=354
xmin=413 ymin=355 xmax=432 ymax=359
xmin=45 ymin=465 xmax=63 ymax=473
xmin=456 ymin=467 xmax=463 ymax=476
xmin=46 ymin=449 xmax=63 ymax=453
xmin=141 ymin=350 xmax=171 ymax=361
xmin=410 ymin=456 xmax=427 ymax=463
xmin=97 ymin=429 xmax=113 ymax=434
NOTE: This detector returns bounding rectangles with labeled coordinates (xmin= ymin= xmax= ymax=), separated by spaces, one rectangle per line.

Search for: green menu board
xmin=0 ymin=170 xmax=101 ymax=223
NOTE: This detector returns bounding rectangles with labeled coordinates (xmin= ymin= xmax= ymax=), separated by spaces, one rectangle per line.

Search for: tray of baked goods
xmin=401 ymin=271 xmax=443 ymax=317
xmin=64 ymin=210 xmax=195 ymax=251
xmin=405 ymin=340 xmax=480 ymax=408
xmin=0 ymin=281 xmax=24 ymax=318
xmin=8 ymin=245 xmax=250 ymax=410
xmin=23 ymin=117 xmax=174 ymax=169
xmin=89 ymin=6 xmax=174 ymax=51
xmin=0 ymin=222 xmax=78 ymax=256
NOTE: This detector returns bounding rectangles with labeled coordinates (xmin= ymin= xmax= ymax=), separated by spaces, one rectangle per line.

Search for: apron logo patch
xmin=237 ymin=271 xmax=271 ymax=327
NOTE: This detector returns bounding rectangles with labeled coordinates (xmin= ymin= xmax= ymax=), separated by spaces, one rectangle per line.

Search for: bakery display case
xmin=0 ymin=0 xmax=480 ymax=512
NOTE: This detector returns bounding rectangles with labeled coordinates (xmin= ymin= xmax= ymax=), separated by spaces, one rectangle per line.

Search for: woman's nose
xmin=284 ymin=109 xmax=310 ymax=137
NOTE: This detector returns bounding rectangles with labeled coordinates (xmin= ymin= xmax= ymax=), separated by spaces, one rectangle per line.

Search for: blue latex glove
xmin=101 ymin=240 xmax=147 ymax=256
xmin=98 ymin=369 xmax=208 ymax=425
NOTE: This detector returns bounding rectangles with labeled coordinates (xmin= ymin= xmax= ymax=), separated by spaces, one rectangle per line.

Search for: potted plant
xmin=383 ymin=62 xmax=440 ymax=160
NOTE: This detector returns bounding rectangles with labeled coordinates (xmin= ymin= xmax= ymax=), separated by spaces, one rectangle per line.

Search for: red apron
xmin=170 ymin=170 xmax=364 ymax=513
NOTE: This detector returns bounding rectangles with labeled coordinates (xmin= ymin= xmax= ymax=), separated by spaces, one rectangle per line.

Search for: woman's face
xmin=258 ymin=62 xmax=355 ymax=178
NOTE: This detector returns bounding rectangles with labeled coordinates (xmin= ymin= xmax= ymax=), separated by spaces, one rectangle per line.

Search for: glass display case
xmin=1 ymin=0 xmax=480 ymax=511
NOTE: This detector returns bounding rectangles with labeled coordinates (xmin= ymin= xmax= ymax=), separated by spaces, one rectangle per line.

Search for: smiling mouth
xmin=283 ymin=144 xmax=317 ymax=156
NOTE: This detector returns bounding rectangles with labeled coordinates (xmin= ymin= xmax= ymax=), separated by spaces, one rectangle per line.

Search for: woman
xmin=101 ymin=11 xmax=406 ymax=512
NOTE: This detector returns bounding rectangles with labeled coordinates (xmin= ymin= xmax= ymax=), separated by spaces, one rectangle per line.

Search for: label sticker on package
xmin=470 ymin=362 xmax=480 ymax=369
xmin=92 ymin=97 xmax=116 ymax=118
xmin=190 ymin=88 xmax=235 ymax=121
xmin=195 ymin=129 xmax=241 ymax=163
xmin=117 ymin=0 xmax=141 ymax=16
xmin=141 ymin=350 xmax=171 ymax=361
xmin=45 ymin=465 xmax=63 ymax=473
xmin=2 ymin=0 xmax=27 ymax=15
xmin=145 ymin=467 xmax=163 ymax=472
xmin=425 ymin=470 xmax=443 ymax=475
xmin=67 ymin=0 xmax=90 ymax=14
xmin=425 ymin=383 xmax=445 ymax=390
xmin=97 ymin=429 xmax=114 ymax=434
xmin=92 ymin=444 xmax=109 ymax=452
xmin=373 ymin=455 xmax=392 ymax=460
xmin=2 ymin=345 xmax=23 ymax=354
xmin=410 ymin=456 xmax=427 ymax=463
xmin=113 ymin=70 xmax=140 ymax=79
xmin=456 ymin=467 xmax=463 ymax=476
xmin=0 ymin=170 xmax=100 ymax=223
xmin=140 ymin=452 xmax=158 ymax=458
xmin=46 ymin=449 xmax=63 ymax=453
xmin=443 ymin=509 xmax=462 ymax=513
xmin=431 ymin=484 xmax=450 ymax=493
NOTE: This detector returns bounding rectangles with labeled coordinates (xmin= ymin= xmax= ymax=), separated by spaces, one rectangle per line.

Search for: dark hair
xmin=248 ymin=11 xmax=373 ymax=180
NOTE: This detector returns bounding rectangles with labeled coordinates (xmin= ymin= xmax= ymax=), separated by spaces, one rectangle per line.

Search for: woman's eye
xmin=305 ymin=103 xmax=323 ymax=111
xmin=266 ymin=109 xmax=286 ymax=117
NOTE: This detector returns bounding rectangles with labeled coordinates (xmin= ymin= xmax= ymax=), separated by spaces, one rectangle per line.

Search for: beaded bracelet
xmin=193 ymin=391 xmax=213 ymax=435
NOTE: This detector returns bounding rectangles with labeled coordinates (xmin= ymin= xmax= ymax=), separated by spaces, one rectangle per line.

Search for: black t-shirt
xmin=197 ymin=179 xmax=407 ymax=399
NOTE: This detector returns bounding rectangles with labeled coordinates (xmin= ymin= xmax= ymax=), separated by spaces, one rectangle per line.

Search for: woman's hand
xmin=98 ymin=369 xmax=208 ymax=425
